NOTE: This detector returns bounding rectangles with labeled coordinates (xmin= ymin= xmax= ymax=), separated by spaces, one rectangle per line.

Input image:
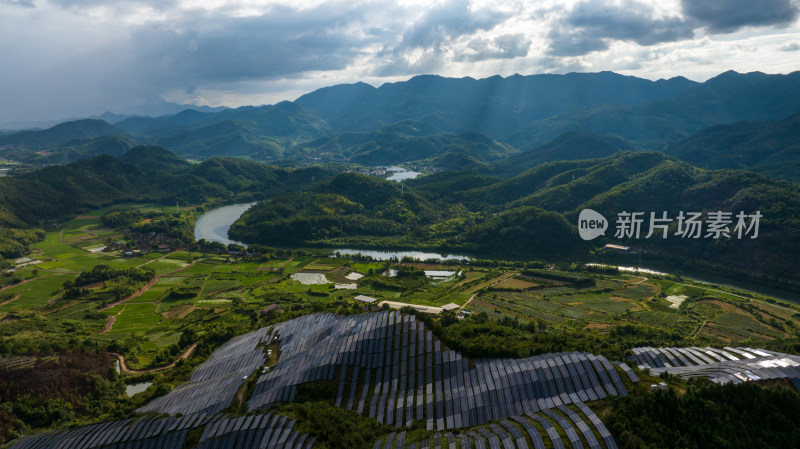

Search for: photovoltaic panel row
xmin=629 ymin=346 xmax=800 ymax=384
xmin=137 ymin=327 xmax=271 ymax=415
xmin=8 ymin=414 xmax=206 ymax=449
xmin=25 ymin=311 xmax=628 ymax=449
xmin=367 ymin=405 xmax=619 ymax=449
xmin=197 ymin=413 xmax=314 ymax=449
xmin=244 ymin=312 xmax=629 ymax=431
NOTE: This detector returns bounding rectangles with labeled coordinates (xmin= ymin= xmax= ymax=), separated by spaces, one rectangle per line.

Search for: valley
xmin=1 ymin=71 xmax=800 ymax=449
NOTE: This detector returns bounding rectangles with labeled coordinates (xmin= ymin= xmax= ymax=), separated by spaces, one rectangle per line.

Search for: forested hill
xmin=0 ymin=147 xmax=333 ymax=230
xmin=3 ymin=71 xmax=800 ymax=178
xmin=665 ymin=113 xmax=800 ymax=181
xmin=229 ymin=151 xmax=800 ymax=287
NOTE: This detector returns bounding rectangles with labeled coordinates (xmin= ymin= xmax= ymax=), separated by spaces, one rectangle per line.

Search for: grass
xmin=0 ymin=273 xmax=74 ymax=312
xmin=105 ymin=303 xmax=163 ymax=335
xmin=4 ymin=204 xmax=800 ymax=375
xmin=350 ymin=262 xmax=385 ymax=274
xmin=712 ymin=311 xmax=785 ymax=338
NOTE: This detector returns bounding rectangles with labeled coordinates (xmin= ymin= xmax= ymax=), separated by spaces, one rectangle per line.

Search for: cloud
xmin=397 ymin=0 xmax=512 ymax=51
xmin=455 ymin=33 xmax=531 ymax=61
xmin=681 ymin=0 xmax=800 ymax=33
xmin=48 ymin=0 xmax=177 ymax=10
xmin=2 ymin=0 xmax=800 ymax=123
xmin=1 ymin=0 xmax=35 ymax=7
xmin=781 ymin=41 xmax=800 ymax=50
xmin=127 ymin=4 xmax=384 ymax=86
xmin=372 ymin=48 xmax=447 ymax=77
xmin=548 ymin=0 xmax=694 ymax=56
xmin=372 ymin=0 xmax=516 ymax=75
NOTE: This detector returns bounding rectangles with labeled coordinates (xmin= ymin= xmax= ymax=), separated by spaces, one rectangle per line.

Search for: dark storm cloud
xmin=127 ymin=4 xmax=378 ymax=84
xmin=548 ymin=26 xmax=612 ymax=56
xmin=548 ymin=0 xmax=694 ymax=56
xmin=681 ymin=0 xmax=800 ymax=33
xmin=456 ymin=33 xmax=531 ymax=61
xmin=397 ymin=0 xmax=511 ymax=51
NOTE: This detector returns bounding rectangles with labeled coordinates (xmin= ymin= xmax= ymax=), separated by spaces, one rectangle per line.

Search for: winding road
xmin=112 ymin=342 xmax=198 ymax=375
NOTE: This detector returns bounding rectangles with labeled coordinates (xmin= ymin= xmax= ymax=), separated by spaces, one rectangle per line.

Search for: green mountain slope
xmin=492 ymin=130 xmax=635 ymax=176
xmin=24 ymin=71 xmax=797 ymax=164
xmin=2 ymin=135 xmax=136 ymax=164
xmin=0 ymin=148 xmax=333 ymax=227
xmin=119 ymin=145 xmax=192 ymax=171
xmin=155 ymin=120 xmax=285 ymax=159
xmin=0 ymin=119 xmax=125 ymax=148
xmin=297 ymin=129 xmax=517 ymax=166
xmin=666 ymin=113 xmax=800 ymax=181
xmin=229 ymin=173 xmax=437 ymax=246
xmin=506 ymin=71 xmax=800 ymax=150
xmin=228 ymin=150 xmax=800 ymax=284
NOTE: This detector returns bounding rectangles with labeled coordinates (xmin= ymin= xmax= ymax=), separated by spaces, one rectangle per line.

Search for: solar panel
xmin=586 ymin=354 xmax=616 ymax=397
xmin=383 ymin=432 xmax=396 ymax=449
xmin=597 ymin=356 xmax=627 ymax=397
xmin=478 ymin=427 xmax=502 ymax=449
xmin=510 ymin=416 xmax=546 ymax=449
xmin=527 ymin=414 xmax=566 ymax=449
xmin=558 ymin=405 xmax=600 ymax=449
xmin=673 ymin=347 xmax=705 ymax=366
xmin=293 ymin=433 xmax=308 ymax=449
xmin=653 ymin=348 xmax=681 ymax=367
xmin=687 ymin=347 xmax=717 ymax=364
xmin=615 ymin=362 xmax=639 ymax=383
xmin=561 ymin=355 xmax=590 ymax=403
xmin=574 ymin=402 xmax=618 ymax=449
xmin=542 ymin=408 xmax=584 ymax=449
xmin=468 ymin=432 xmax=487 ymax=449
xmin=488 ymin=423 xmax=515 ymax=449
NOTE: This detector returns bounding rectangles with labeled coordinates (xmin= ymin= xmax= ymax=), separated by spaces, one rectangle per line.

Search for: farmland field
xmin=2 ymin=205 xmax=800 ymax=374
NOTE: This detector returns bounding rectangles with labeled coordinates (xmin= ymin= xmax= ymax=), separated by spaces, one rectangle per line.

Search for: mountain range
xmin=0 ymin=144 xmax=798 ymax=288
xmin=2 ymin=70 xmax=800 ymax=180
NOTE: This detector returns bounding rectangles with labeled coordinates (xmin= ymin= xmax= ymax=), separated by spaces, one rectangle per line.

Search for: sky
xmin=1 ymin=0 xmax=800 ymax=125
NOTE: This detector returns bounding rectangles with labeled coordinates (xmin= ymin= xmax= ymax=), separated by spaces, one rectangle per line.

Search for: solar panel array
xmin=197 ymin=413 xmax=315 ymax=449
xmin=629 ymin=346 xmax=800 ymax=384
xmin=10 ymin=312 xmax=629 ymax=449
xmin=137 ymin=326 xmax=273 ymax=415
xmin=372 ymin=402 xmax=616 ymax=449
xmin=248 ymin=312 xmax=627 ymax=431
xmin=8 ymin=414 xmax=206 ymax=449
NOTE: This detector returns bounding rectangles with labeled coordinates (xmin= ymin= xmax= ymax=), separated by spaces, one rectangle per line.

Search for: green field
xmin=2 ymin=206 xmax=800 ymax=374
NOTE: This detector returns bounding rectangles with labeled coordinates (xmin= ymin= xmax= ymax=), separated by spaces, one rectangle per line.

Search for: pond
xmin=125 ymin=382 xmax=152 ymax=397
xmin=385 ymin=165 xmax=421 ymax=182
xmin=332 ymin=248 xmax=472 ymax=261
xmin=194 ymin=202 xmax=256 ymax=246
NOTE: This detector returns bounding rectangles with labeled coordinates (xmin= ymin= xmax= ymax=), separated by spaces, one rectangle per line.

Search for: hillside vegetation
xmin=3 ymin=71 xmax=800 ymax=176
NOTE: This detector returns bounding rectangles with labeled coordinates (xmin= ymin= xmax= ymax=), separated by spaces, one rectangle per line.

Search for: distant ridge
xmin=0 ymin=119 xmax=123 ymax=148
xmin=2 ymin=71 xmax=800 ymax=172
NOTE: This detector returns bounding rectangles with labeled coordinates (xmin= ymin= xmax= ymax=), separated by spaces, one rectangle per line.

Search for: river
xmin=193 ymin=202 xmax=255 ymax=246
xmin=331 ymin=248 xmax=472 ymax=261
xmin=194 ymin=204 xmax=472 ymax=260
xmin=192 ymin=205 xmax=799 ymax=302
xmin=194 ymin=166 xmax=419 ymax=245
